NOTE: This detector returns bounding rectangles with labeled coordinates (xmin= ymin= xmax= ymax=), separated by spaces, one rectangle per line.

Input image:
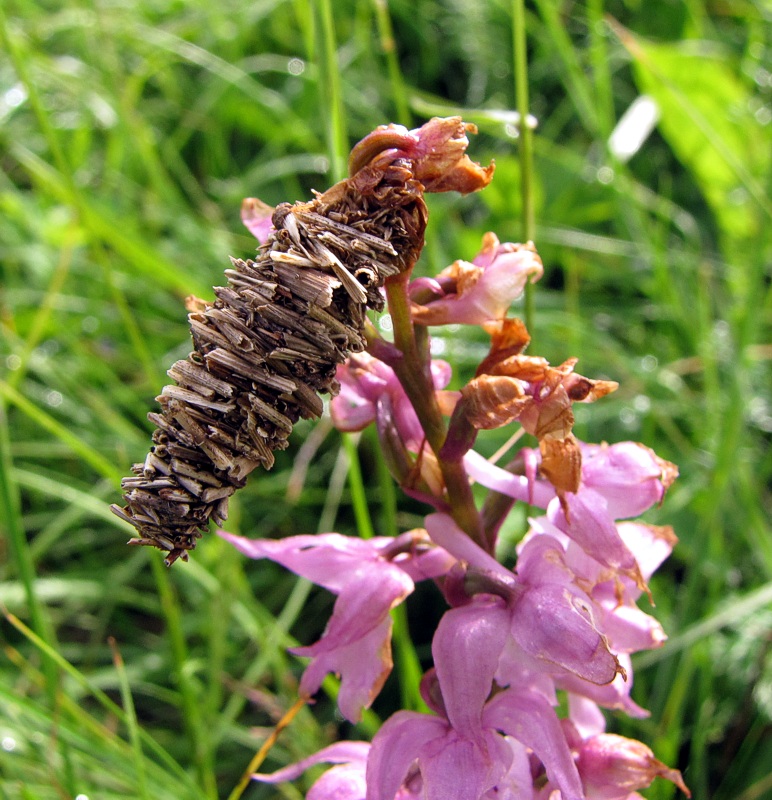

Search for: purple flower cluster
xmin=222 ymin=121 xmax=689 ymax=800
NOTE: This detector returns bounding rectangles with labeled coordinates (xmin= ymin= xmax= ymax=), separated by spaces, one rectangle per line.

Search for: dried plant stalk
xmin=111 ymin=117 xmax=493 ymax=564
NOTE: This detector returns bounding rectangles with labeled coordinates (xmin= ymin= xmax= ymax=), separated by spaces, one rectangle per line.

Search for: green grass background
xmin=1 ymin=1 xmax=770 ymax=798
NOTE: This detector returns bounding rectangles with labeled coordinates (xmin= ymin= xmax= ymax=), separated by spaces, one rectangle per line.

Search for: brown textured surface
xmin=111 ymin=116 xmax=493 ymax=564
xmin=111 ymin=160 xmax=429 ymax=564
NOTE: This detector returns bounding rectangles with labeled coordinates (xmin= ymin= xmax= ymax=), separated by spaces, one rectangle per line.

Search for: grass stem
xmin=512 ymin=0 xmax=536 ymax=336
xmin=315 ymin=0 xmax=348 ymax=182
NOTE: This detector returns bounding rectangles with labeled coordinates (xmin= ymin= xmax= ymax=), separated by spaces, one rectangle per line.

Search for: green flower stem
xmin=384 ymin=273 xmax=485 ymax=549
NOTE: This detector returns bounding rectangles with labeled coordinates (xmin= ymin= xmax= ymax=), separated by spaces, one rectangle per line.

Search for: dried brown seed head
xmin=112 ymin=118 xmax=491 ymax=564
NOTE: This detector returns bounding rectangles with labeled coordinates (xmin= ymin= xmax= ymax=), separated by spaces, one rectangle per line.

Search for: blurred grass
xmin=0 ymin=1 xmax=770 ymax=798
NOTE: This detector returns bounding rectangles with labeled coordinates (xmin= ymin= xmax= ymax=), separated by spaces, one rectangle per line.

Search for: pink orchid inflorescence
xmin=221 ymin=118 xmax=689 ymax=800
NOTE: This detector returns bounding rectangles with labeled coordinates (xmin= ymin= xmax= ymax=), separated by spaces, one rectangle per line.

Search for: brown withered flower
xmin=443 ymin=318 xmax=618 ymax=494
xmin=111 ymin=117 xmax=493 ymax=565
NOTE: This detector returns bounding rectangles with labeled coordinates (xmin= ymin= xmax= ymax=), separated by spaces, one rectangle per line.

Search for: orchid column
xmin=222 ymin=118 xmax=689 ymax=800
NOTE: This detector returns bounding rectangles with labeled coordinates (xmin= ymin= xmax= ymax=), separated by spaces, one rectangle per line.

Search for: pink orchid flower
xmin=410 ymin=234 xmax=543 ymax=326
xmin=332 ymin=352 xmax=458 ymax=496
xmin=528 ymin=515 xmax=671 ymax=654
xmin=331 ymin=351 xmax=453 ymax=448
xmin=219 ymin=529 xmax=454 ymax=722
xmin=425 ymin=513 xmax=622 ymax=687
xmin=507 ymin=533 xmax=623 ymax=686
xmin=367 ymin=596 xmax=585 ymax=800
xmin=579 ymin=442 xmax=678 ymax=519
xmin=464 ymin=439 xmax=675 ymax=530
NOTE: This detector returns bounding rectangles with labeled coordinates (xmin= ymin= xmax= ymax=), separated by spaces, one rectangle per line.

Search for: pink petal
xmin=494 ymin=638 xmax=559 ymax=705
xmin=429 ymin=358 xmax=454 ymax=390
xmin=389 ymin=531 xmax=457 ymax=581
xmin=411 ymin=236 xmax=542 ymax=326
xmin=511 ymin=582 xmax=621 ymax=685
xmin=331 ymin=356 xmax=391 ymax=431
xmin=522 ymin=514 xmax=570 ymax=549
xmin=217 ymin=531 xmax=401 ymax=594
xmin=424 ymin=512 xmax=514 ymax=582
xmin=484 ymin=689 xmax=585 ymax=800
xmin=295 ymin=615 xmax=394 ymax=722
xmin=331 ymin=381 xmax=378 ymax=431
xmin=301 ymin=561 xmax=412 ymax=647
xmin=432 ymin=597 xmax=510 ymax=737
xmin=567 ymin=694 xmax=608 ymax=739
xmin=617 ymin=522 xmax=677 ymax=581
xmin=581 ymin=442 xmax=675 ymax=519
xmin=331 ymin=353 xmax=451 ymax=450
xmin=484 ymin=736 xmax=535 ymax=800
xmin=558 ymin=656 xmax=648 ymax=719
xmin=366 ymin=711 xmax=449 ymax=800
xmin=419 ymin=729 xmax=512 ymax=800
xmin=515 ymin=533 xmax=575 ymax=587
xmin=464 ymin=450 xmax=557 ymax=509
xmin=219 ymin=530 xmax=416 ymax=722
xmin=549 ymin=491 xmax=640 ymax=579
xmin=409 ymin=275 xmax=445 ymax=298
xmin=308 ymin=763 xmax=367 ymax=800
xmin=241 ymin=197 xmax=275 ymax=243
xmin=595 ymin=600 xmax=667 ymax=653
xmin=513 ymin=531 xmax=622 ymax=685
xmin=254 ymin=740 xmax=370 ymax=783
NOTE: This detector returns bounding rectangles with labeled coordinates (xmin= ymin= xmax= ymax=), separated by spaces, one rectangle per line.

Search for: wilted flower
xmin=410 ymin=234 xmax=543 ymax=326
xmin=441 ymin=319 xmax=617 ymax=493
xmin=347 ymin=116 xmax=495 ymax=194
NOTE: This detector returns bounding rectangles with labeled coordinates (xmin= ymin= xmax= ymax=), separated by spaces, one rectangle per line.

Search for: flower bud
xmin=576 ymin=733 xmax=690 ymax=798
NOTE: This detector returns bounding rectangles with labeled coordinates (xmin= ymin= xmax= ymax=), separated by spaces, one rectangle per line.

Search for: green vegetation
xmin=1 ymin=1 xmax=770 ymax=797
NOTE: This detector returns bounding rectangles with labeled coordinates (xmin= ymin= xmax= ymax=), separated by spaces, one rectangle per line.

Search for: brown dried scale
xmin=111 ymin=117 xmax=494 ymax=565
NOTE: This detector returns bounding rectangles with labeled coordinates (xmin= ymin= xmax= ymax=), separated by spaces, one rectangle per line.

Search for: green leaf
xmin=623 ymin=33 xmax=771 ymax=251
